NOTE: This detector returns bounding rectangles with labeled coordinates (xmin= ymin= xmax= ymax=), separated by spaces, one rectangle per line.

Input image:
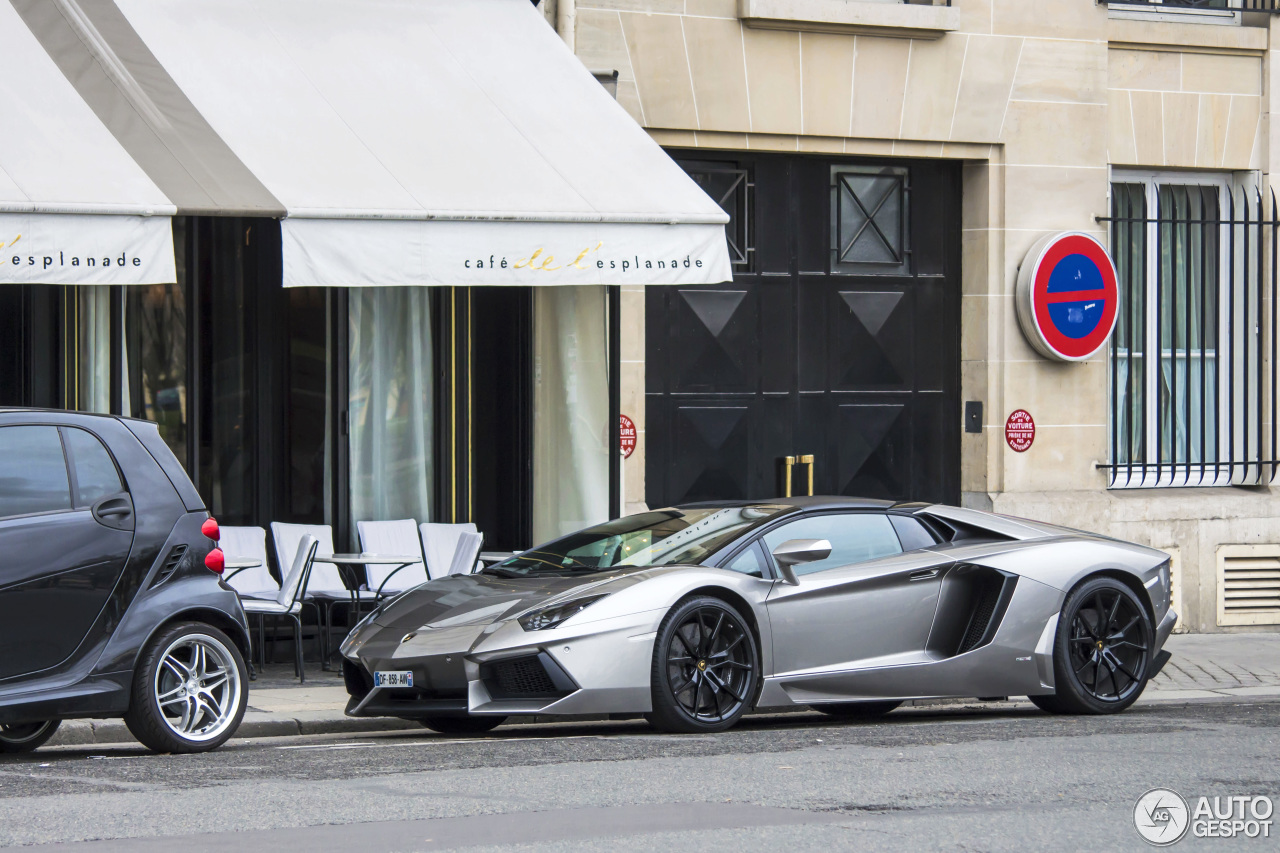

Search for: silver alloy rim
xmin=153 ymin=633 xmax=241 ymax=743
xmin=0 ymin=721 xmax=55 ymax=744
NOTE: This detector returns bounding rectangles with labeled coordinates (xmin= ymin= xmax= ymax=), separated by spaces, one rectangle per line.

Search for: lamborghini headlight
xmin=518 ymin=594 xmax=608 ymax=631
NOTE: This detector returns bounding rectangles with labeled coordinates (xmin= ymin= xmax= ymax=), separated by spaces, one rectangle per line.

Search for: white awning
xmin=39 ymin=0 xmax=732 ymax=288
xmin=0 ymin=0 xmax=174 ymax=285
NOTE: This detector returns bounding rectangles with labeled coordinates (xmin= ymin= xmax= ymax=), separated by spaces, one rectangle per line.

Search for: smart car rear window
xmin=0 ymin=425 xmax=72 ymax=519
xmin=63 ymin=427 xmax=125 ymax=508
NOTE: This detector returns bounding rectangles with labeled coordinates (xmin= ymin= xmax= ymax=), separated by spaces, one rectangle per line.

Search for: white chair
xmin=447 ymin=531 xmax=484 ymax=576
xmin=357 ymin=519 xmax=428 ymax=598
xmin=270 ymin=522 xmax=340 ymax=596
xmin=242 ymin=535 xmax=318 ymax=682
xmin=270 ymin=522 xmax=355 ymax=666
xmin=219 ymin=526 xmax=278 ymax=600
xmin=419 ymin=522 xmax=479 ymax=580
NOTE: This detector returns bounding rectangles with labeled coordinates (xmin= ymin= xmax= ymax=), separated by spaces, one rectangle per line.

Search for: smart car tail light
xmin=204 ymin=548 xmax=225 ymax=574
xmin=201 ymin=517 xmax=220 ymax=541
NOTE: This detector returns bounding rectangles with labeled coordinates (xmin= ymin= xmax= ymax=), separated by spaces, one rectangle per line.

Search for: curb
xmin=48 ymin=712 xmax=421 ymax=748
xmin=46 ymin=689 xmax=1280 ymax=748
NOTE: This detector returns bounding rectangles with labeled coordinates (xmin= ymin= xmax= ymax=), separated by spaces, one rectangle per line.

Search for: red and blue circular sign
xmin=1015 ymin=232 xmax=1118 ymax=362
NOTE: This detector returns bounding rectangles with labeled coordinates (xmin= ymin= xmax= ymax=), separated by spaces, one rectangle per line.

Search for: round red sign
xmin=1005 ymin=410 xmax=1035 ymax=453
xmin=1015 ymin=232 xmax=1118 ymax=362
xmin=620 ymin=414 xmax=637 ymax=459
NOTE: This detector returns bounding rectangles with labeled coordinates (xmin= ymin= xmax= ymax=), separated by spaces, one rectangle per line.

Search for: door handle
xmin=909 ymin=569 xmax=940 ymax=582
xmin=799 ymin=454 xmax=814 ymax=496
xmin=92 ymin=495 xmax=135 ymax=531
xmin=781 ymin=456 xmax=796 ymax=497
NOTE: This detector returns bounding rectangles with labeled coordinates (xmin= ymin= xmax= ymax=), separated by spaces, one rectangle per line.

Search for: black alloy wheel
xmin=647 ymin=596 xmax=759 ymax=733
xmin=419 ymin=715 xmax=507 ymax=735
xmin=1035 ymin=577 xmax=1153 ymax=715
xmin=0 ymin=721 xmax=61 ymax=754
xmin=810 ymin=701 xmax=902 ymax=719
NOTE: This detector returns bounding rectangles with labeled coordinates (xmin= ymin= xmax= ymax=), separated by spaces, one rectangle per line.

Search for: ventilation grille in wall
xmin=1218 ymin=546 xmax=1280 ymax=627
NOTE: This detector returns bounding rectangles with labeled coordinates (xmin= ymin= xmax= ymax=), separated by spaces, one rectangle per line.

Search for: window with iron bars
xmin=1104 ymin=174 xmax=1277 ymax=488
xmin=1100 ymin=1 xmax=1280 ymax=12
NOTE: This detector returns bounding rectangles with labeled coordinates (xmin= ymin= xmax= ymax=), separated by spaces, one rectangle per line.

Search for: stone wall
xmin=570 ymin=0 xmax=1280 ymax=631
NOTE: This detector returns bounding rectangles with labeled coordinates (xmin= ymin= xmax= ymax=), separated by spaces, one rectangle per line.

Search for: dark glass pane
xmin=127 ymin=219 xmax=188 ymax=466
xmin=64 ymin=427 xmax=124 ymax=507
xmin=831 ymin=166 xmax=910 ymax=274
xmin=287 ymin=288 xmax=330 ymax=523
xmin=1157 ymin=184 xmax=1219 ymax=467
xmin=0 ymin=425 xmax=71 ymax=518
xmin=890 ymin=514 xmax=937 ymax=551
xmin=762 ymin=513 xmax=902 ymax=576
xmin=678 ymin=161 xmax=751 ymax=267
xmin=1110 ymin=182 xmax=1147 ymax=466
xmin=197 ymin=218 xmax=255 ymax=523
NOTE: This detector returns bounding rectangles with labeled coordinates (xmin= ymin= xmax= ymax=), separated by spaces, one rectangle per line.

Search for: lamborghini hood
xmin=370 ymin=569 xmax=649 ymax=631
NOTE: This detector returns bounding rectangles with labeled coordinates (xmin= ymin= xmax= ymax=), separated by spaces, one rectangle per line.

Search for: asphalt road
xmin=2 ymin=700 xmax=1278 ymax=852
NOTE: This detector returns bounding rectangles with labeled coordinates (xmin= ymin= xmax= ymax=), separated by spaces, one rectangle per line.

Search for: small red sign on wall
xmin=1005 ymin=410 xmax=1035 ymax=453
xmin=620 ymin=414 xmax=637 ymax=459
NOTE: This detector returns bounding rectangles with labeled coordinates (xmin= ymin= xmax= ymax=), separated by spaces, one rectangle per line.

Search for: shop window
xmin=831 ymin=165 xmax=910 ymax=275
xmin=127 ymin=278 xmax=188 ymax=465
xmin=532 ymin=286 xmax=611 ymax=542
xmin=348 ymin=288 xmax=434 ymax=534
xmin=1107 ymin=173 xmax=1276 ymax=488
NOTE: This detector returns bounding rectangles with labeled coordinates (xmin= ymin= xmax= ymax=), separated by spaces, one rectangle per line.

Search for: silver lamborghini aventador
xmin=340 ymin=498 xmax=1176 ymax=734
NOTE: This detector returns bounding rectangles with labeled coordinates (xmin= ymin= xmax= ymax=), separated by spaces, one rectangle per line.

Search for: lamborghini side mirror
xmin=770 ymin=538 xmax=832 ymax=585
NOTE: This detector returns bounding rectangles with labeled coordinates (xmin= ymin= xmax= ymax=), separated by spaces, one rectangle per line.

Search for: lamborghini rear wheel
xmin=647 ymin=596 xmax=759 ymax=734
xmin=1040 ymin=577 xmax=1153 ymax=715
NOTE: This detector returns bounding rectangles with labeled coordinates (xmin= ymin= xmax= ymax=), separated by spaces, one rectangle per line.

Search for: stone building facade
xmin=548 ymin=0 xmax=1280 ymax=633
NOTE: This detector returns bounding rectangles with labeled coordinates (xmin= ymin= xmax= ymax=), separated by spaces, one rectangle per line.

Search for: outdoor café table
xmin=311 ymin=553 xmax=421 ymax=609
xmin=221 ymin=558 xmax=264 ymax=590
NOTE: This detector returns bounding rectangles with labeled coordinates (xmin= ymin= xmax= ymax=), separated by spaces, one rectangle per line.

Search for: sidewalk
xmin=47 ymin=633 xmax=1280 ymax=747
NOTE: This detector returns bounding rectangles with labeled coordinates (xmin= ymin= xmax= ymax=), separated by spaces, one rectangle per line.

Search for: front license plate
xmin=374 ymin=670 xmax=413 ymax=688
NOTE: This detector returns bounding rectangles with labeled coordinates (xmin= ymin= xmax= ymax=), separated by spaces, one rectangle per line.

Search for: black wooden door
xmin=646 ymin=153 xmax=960 ymax=507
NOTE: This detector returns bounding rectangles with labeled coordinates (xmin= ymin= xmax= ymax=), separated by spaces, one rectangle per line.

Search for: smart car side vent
xmin=480 ymin=653 xmax=577 ymax=700
xmin=927 ymin=566 xmax=1018 ymax=658
xmin=149 ymin=545 xmax=188 ymax=589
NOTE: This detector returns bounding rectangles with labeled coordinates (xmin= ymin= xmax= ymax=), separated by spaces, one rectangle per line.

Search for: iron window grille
xmin=679 ymin=162 xmax=753 ymax=269
xmin=831 ymin=165 xmax=911 ymax=275
xmin=1100 ymin=179 xmax=1278 ymax=488
xmin=1100 ymin=1 xmax=1280 ymax=11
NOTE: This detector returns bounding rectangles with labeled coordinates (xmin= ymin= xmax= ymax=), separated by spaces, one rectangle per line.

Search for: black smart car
xmin=0 ymin=409 xmax=250 ymax=754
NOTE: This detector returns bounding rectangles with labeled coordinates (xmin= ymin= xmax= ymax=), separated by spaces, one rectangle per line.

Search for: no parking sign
xmin=1015 ymin=232 xmax=1118 ymax=362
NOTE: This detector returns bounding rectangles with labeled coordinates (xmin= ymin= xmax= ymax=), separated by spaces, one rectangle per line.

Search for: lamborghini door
xmin=762 ymin=512 xmax=948 ymax=688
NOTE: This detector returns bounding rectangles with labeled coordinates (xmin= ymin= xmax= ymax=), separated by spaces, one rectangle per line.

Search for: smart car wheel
xmin=418 ymin=716 xmax=507 ymax=735
xmin=124 ymin=621 xmax=248 ymax=753
xmin=1046 ymin=577 xmax=1153 ymax=715
xmin=810 ymin=701 xmax=901 ymax=719
xmin=0 ymin=721 xmax=61 ymax=754
xmin=646 ymin=596 xmax=759 ymax=734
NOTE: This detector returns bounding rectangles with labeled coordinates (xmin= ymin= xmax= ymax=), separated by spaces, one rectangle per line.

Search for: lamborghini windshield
xmin=483 ymin=506 xmax=789 ymax=577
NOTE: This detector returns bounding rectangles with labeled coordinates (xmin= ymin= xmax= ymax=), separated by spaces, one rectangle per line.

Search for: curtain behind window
xmin=533 ymin=286 xmax=610 ymax=543
xmin=70 ymin=286 xmax=113 ymax=413
xmin=348 ymin=288 xmax=433 ymax=536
